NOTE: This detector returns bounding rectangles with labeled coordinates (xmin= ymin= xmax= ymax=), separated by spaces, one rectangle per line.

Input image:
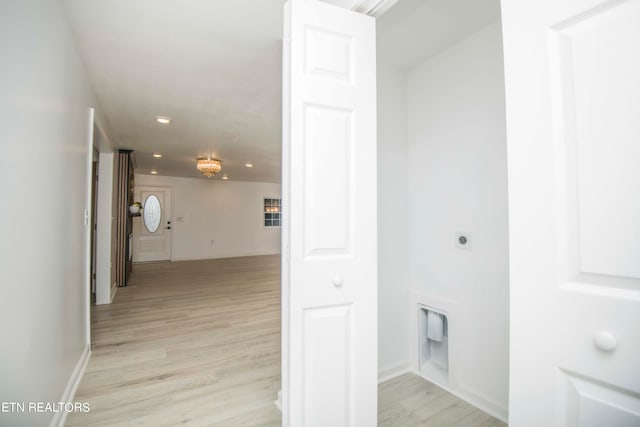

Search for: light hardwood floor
xmin=68 ymin=255 xmax=282 ymax=426
xmin=68 ymin=255 xmax=505 ymax=426
xmin=378 ymin=374 xmax=506 ymax=427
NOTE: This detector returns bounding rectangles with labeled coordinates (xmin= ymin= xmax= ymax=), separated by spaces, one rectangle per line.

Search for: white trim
xmin=411 ymin=367 xmax=508 ymax=423
xmin=84 ymin=108 xmax=95 ymax=345
xmin=96 ymin=151 xmax=115 ymax=305
xmin=351 ymin=0 xmax=399 ymax=16
xmin=49 ymin=345 xmax=91 ymax=427
xmin=280 ymin=2 xmax=292 ymax=423
xmin=457 ymin=383 xmax=509 ymax=423
xmin=274 ymin=389 xmax=283 ymax=412
xmin=378 ymin=361 xmax=411 ymax=384
xmin=319 ymin=0 xmax=398 ymax=16
xmin=409 ymin=291 xmax=460 ymax=388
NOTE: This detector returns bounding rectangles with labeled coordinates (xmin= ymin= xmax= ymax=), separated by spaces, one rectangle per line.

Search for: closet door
xmin=281 ymin=0 xmax=377 ymax=425
xmin=502 ymin=0 xmax=640 ymax=425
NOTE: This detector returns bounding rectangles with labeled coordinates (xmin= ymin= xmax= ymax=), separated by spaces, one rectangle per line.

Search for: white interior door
xmin=502 ymin=0 xmax=640 ymax=425
xmin=133 ymin=186 xmax=172 ymax=262
xmin=282 ymin=0 xmax=377 ymax=425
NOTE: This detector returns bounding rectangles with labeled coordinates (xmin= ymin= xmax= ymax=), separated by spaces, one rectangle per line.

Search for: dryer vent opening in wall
xmin=419 ymin=305 xmax=449 ymax=386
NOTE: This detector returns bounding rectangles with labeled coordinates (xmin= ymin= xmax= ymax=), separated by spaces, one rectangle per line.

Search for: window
xmin=264 ymin=198 xmax=281 ymax=227
xmin=143 ymin=194 xmax=161 ymax=233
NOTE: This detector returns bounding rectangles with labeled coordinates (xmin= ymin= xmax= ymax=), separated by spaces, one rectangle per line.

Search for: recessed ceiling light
xmin=245 ymin=162 xmax=253 ymax=168
xmin=222 ymin=174 xmax=229 ymax=180
xmin=154 ymin=116 xmax=171 ymax=124
xmin=150 ymin=170 xmax=158 ymax=175
xmin=152 ymin=153 xmax=162 ymax=158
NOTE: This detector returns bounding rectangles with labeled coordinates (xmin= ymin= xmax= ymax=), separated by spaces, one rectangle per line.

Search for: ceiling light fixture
xmin=245 ymin=162 xmax=253 ymax=168
xmin=222 ymin=174 xmax=229 ymax=180
xmin=196 ymin=157 xmax=222 ymax=178
xmin=155 ymin=116 xmax=172 ymax=124
xmin=153 ymin=153 xmax=163 ymax=158
xmin=150 ymin=170 xmax=158 ymax=175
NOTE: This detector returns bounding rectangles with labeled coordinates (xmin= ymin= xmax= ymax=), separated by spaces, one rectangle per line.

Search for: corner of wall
xmin=49 ymin=345 xmax=91 ymax=427
xmin=404 ymin=21 xmax=509 ymax=419
xmin=377 ymin=60 xmax=411 ymax=375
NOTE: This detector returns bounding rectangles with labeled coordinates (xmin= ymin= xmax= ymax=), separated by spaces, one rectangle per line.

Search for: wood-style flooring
xmin=379 ymin=374 xmax=506 ymax=427
xmin=68 ymin=255 xmax=505 ymax=426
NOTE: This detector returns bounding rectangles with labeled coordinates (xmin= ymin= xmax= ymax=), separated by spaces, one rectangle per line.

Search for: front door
xmin=133 ymin=186 xmax=172 ymax=262
xmin=502 ymin=0 xmax=640 ymax=425
xmin=282 ymin=0 xmax=378 ymax=425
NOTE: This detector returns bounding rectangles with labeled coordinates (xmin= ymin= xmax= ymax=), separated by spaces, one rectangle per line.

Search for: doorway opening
xmin=90 ymin=147 xmax=99 ymax=303
xmin=376 ymin=0 xmax=509 ymax=423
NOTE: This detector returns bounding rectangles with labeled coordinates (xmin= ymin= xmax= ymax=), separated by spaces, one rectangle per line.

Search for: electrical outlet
xmin=455 ymin=232 xmax=472 ymax=250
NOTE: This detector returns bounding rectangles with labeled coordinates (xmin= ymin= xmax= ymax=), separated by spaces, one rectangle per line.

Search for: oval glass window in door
xmin=143 ymin=194 xmax=161 ymax=233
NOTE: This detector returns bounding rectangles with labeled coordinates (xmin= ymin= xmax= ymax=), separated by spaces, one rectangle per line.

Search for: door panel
xmin=303 ymin=304 xmax=352 ymax=425
xmin=133 ymin=186 xmax=172 ymax=262
xmin=502 ymin=0 xmax=640 ymax=425
xmin=303 ymin=104 xmax=353 ymax=257
xmin=282 ymin=0 xmax=377 ymax=425
xmin=559 ymin=371 xmax=640 ymax=427
xmin=552 ymin=0 xmax=640 ymax=281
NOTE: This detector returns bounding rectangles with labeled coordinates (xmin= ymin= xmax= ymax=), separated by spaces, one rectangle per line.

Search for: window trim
xmin=263 ymin=196 xmax=281 ymax=228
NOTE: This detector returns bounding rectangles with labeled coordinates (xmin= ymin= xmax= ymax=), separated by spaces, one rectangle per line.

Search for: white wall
xmin=135 ymin=174 xmax=281 ymax=261
xmin=0 ymin=1 xmax=109 ymax=425
xmin=377 ymin=63 xmax=411 ymax=377
xmin=407 ymin=22 xmax=509 ymax=419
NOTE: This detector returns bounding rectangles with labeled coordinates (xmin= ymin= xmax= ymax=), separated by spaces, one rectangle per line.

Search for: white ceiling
xmin=377 ymin=0 xmax=501 ymax=70
xmin=64 ymin=0 xmax=499 ymax=183
xmin=64 ymin=0 xmax=283 ymax=182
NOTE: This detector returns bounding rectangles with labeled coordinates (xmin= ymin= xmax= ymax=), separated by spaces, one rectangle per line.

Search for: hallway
xmin=68 ymin=255 xmax=282 ymax=426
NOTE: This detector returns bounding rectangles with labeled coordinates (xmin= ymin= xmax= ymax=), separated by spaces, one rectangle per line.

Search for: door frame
xmin=95 ymin=149 xmax=116 ymax=305
xmin=87 ymin=108 xmax=118 ymax=311
xmin=90 ymin=149 xmax=99 ymax=296
xmin=84 ymin=109 xmax=95 ymax=346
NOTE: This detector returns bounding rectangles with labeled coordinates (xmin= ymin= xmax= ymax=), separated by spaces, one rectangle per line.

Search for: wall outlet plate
xmin=455 ymin=232 xmax=472 ymax=250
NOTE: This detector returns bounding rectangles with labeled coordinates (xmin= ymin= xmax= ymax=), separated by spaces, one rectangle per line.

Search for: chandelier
xmin=196 ymin=158 xmax=222 ymax=178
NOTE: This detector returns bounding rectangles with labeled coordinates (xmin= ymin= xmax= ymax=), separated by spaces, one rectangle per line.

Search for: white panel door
xmin=133 ymin=186 xmax=172 ymax=262
xmin=502 ymin=0 xmax=640 ymax=425
xmin=282 ymin=0 xmax=377 ymax=425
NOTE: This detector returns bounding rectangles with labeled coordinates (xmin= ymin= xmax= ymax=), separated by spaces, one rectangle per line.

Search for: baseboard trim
xmin=111 ymin=282 xmax=118 ymax=301
xmin=457 ymin=383 xmax=508 ymax=423
xmin=49 ymin=345 xmax=91 ymax=427
xmin=170 ymin=252 xmax=281 ymax=262
xmin=274 ymin=389 xmax=282 ymax=412
xmin=378 ymin=361 xmax=411 ymax=384
xmin=412 ymin=368 xmax=508 ymax=424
